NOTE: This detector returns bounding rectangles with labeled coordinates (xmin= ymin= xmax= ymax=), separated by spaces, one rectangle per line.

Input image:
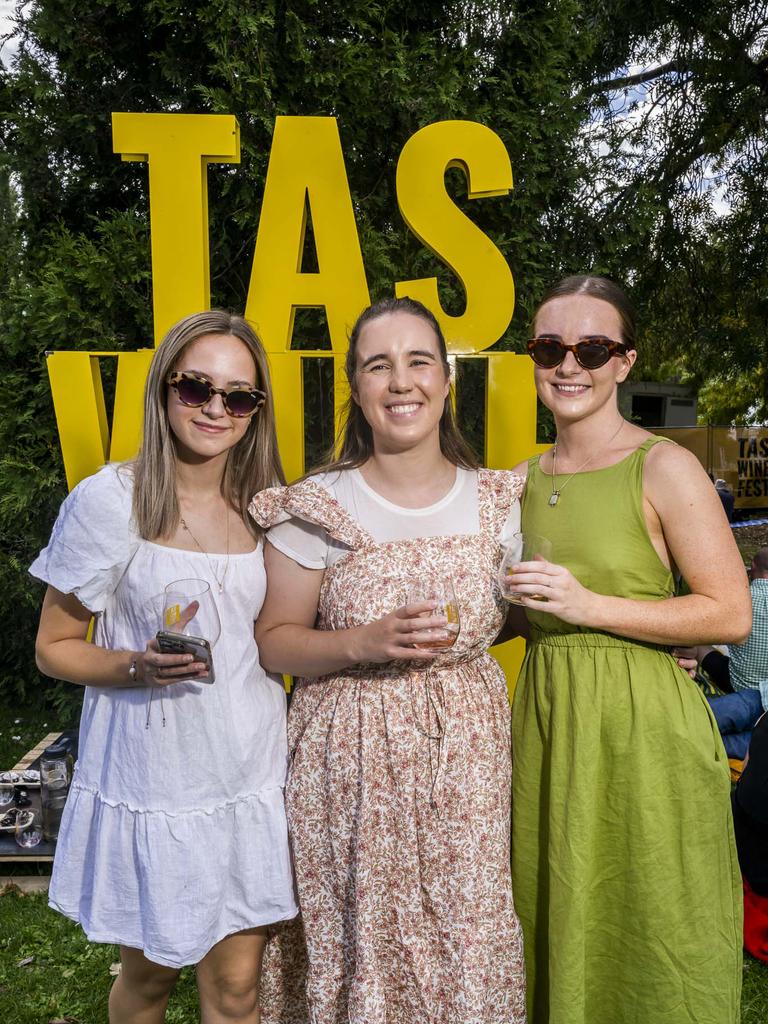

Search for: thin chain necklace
xmin=548 ymin=419 xmax=626 ymax=507
xmin=179 ymin=509 xmax=230 ymax=593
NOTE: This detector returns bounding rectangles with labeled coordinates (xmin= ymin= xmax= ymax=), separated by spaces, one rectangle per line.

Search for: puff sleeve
xmin=249 ymin=480 xmax=360 ymax=570
xmin=29 ymin=463 xmax=140 ymax=614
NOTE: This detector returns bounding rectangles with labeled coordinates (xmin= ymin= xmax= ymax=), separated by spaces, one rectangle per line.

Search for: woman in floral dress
xmin=249 ymin=296 xmax=527 ymax=1024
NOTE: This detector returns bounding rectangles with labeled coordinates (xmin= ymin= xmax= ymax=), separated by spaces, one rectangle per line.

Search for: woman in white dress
xmin=31 ymin=311 xmax=297 ymax=1023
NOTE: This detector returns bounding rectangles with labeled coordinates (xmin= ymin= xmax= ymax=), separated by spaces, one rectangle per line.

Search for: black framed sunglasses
xmin=166 ymin=371 xmax=267 ymax=417
xmin=526 ymin=336 xmax=631 ymax=370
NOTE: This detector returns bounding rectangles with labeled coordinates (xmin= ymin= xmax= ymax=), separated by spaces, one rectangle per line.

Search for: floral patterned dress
xmin=249 ymin=469 xmax=527 ymax=1024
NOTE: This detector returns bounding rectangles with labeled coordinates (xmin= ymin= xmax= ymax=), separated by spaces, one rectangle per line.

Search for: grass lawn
xmin=0 ymin=703 xmax=64 ymax=775
xmin=0 ymin=888 xmax=199 ymax=1022
xmin=2 ymin=522 xmax=768 ymax=1020
xmin=733 ymin=521 xmax=768 ymax=564
xmin=0 ymin=886 xmax=766 ymax=1022
xmin=743 ymin=954 xmax=768 ymax=1024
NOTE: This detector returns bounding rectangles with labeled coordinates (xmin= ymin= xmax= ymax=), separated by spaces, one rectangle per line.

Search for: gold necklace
xmin=179 ymin=510 xmax=230 ymax=593
xmin=548 ymin=419 xmax=626 ymax=507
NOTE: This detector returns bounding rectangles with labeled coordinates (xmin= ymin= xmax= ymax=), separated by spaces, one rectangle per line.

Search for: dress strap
xmin=639 ymin=435 xmax=675 ymax=452
xmin=477 ymin=468 xmax=525 ymax=538
xmin=248 ymin=479 xmax=375 ymax=551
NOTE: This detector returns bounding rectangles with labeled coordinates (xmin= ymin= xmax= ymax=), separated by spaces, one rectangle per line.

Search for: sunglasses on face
xmin=166 ymin=371 xmax=266 ymax=417
xmin=526 ymin=336 xmax=631 ymax=370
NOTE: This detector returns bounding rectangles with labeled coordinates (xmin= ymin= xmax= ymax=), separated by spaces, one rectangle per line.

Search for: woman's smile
xmin=384 ymin=400 xmax=424 ymax=418
xmin=191 ymin=419 xmax=231 ymax=434
xmin=550 ymin=382 xmax=591 ymax=397
xmin=353 ymin=311 xmax=450 ymax=452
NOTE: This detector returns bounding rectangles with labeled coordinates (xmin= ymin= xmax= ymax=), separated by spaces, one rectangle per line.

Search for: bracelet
xmin=128 ymin=658 xmax=138 ymax=683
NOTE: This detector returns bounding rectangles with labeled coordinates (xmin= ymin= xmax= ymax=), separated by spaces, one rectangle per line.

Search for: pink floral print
xmin=250 ymin=470 xmax=527 ymax=1024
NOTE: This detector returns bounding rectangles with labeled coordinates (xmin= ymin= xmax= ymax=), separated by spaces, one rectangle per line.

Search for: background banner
xmin=651 ymin=426 xmax=768 ymax=511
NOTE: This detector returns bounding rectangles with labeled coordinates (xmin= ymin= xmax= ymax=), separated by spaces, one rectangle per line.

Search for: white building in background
xmin=619 ymin=381 xmax=697 ymax=428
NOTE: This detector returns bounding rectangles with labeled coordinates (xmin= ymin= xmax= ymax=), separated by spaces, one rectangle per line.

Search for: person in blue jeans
xmin=677 ymin=546 xmax=768 ymax=759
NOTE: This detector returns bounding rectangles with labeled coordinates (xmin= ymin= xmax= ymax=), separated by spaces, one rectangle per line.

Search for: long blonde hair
xmin=132 ymin=310 xmax=285 ymax=540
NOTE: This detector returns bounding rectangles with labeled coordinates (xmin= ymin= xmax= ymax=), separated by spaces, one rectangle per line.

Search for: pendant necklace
xmin=180 ymin=509 xmax=230 ymax=593
xmin=548 ymin=419 xmax=626 ymax=507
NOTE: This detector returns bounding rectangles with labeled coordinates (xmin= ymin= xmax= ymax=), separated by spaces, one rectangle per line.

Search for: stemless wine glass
xmin=498 ymin=533 xmax=552 ymax=605
xmin=162 ymin=579 xmax=222 ymax=647
xmin=406 ymin=579 xmax=461 ymax=652
xmin=0 ymin=784 xmax=15 ymax=810
xmin=15 ymin=808 xmax=44 ymax=849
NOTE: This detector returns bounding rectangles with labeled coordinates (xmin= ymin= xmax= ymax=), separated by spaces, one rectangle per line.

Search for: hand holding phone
xmin=155 ymin=630 xmax=215 ymax=684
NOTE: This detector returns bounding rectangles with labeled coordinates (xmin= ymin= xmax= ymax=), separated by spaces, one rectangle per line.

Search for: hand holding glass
xmin=162 ymin=579 xmax=221 ymax=647
xmin=498 ymin=533 xmax=552 ymax=605
xmin=157 ymin=579 xmax=220 ymax=684
xmin=406 ymin=580 xmax=461 ymax=652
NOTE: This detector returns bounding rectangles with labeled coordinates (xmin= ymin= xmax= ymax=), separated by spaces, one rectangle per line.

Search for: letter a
xmin=245 ymin=117 xmax=370 ymax=353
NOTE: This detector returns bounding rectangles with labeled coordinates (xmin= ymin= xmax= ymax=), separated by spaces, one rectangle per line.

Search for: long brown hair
xmin=536 ymin=275 xmax=637 ymax=349
xmin=132 ymin=310 xmax=285 ymax=540
xmin=312 ymin=296 xmax=479 ymax=474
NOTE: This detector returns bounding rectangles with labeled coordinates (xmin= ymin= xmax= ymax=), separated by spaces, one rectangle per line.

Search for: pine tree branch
xmin=585 ymin=60 xmax=682 ymax=95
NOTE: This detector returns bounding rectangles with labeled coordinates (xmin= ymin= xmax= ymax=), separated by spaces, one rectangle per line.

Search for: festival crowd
xmin=29 ymin=276 xmax=767 ymax=1023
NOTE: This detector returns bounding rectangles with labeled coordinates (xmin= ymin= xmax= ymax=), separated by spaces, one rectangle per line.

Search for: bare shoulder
xmin=511 ymin=459 xmax=529 ymax=478
xmin=642 ymin=438 xmax=725 ymax=523
xmin=643 ymin=438 xmax=710 ymax=484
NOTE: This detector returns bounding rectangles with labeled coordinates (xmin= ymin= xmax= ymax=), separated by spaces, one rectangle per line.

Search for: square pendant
xmin=548 ymin=492 xmax=560 ymax=506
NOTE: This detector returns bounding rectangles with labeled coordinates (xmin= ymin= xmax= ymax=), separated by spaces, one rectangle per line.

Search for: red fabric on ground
xmin=744 ymin=879 xmax=768 ymax=963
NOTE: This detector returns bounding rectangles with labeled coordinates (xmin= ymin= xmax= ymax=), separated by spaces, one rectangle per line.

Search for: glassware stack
xmin=39 ymin=740 xmax=74 ymax=842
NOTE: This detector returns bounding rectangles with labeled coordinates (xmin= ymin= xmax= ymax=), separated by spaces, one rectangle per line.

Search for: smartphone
xmin=156 ymin=630 xmax=215 ymax=684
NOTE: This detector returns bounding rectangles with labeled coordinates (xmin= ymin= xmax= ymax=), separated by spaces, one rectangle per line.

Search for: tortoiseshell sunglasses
xmin=527 ymin=336 xmax=632 ymax=370
xmin=166 ymin=371 xmax=266 ymax=417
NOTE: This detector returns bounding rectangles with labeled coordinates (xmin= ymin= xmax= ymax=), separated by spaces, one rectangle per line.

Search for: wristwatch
xmin=128 ymin=658 xmax=138 ymax=683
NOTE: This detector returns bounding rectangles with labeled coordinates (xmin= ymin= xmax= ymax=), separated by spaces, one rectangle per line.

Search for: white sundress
xmin=29 ymin=463 xmax=297 ymax=968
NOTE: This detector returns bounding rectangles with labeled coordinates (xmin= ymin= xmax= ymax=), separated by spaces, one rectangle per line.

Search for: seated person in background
xmin=732 ymin=712 xmax=768 ymax=963
xmin=715 ymin=478 xmax=735 ymax=522
xmin=676 ymin=546 xmax=768 ymax=759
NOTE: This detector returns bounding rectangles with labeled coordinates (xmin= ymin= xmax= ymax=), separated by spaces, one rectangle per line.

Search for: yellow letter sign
xmin=112 ymin=112 xmax=241 ymax=343
xmin=396 ymin=120 xmax=515 ymax=352
xmin=245 ymin=116 xmax=370 ymax=353
xmin=47 ymin=113 xmax=546 ymax=694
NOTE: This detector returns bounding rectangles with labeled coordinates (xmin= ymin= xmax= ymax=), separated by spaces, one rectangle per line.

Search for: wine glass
xmin=498 ymin=533 xmax=552 ymax=605
xmin=406 ymin=579 xmax=461 ymax=652
xmin=15 ymin=808 xmax=44 ymax=849
xmin=162 ymin=579 xmax=221 ymax=647
xmin=0 ymin=784 xmax=15 ymax=810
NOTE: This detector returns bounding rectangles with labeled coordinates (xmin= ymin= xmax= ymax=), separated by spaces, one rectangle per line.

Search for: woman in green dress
xmin=507 ymin=275 xmax=751 ymax=1024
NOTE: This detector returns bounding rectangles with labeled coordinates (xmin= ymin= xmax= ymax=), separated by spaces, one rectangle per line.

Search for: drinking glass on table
xmin=0 ymin=784 xmax=15 ymax=810
xmin=406 ymin=580 xmax=461 ymax=652
xmin=498 ymin=533 xmax=552 ymax=605
xmin=15 ymin=807 xmax=43 ymax=849
xmin=162 ymin=579 xmax=221 ymax=647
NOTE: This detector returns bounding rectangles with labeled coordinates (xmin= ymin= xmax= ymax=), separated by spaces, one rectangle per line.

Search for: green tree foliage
xmin=1 ymin=0 xmax=766 ymax=712
xmin=579 ymin=1 xmax=768 ymax=419
xmin=0 ymin=0 xmax=597 ymax=710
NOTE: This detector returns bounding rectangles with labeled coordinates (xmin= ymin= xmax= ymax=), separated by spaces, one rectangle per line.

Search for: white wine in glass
xmin=498 ymin=533 xmax=552 ymax=605
xmin=406 ymin=580 xmax=461 ymax=652
xmin=162 ymin=578 xmax=222 ymax=647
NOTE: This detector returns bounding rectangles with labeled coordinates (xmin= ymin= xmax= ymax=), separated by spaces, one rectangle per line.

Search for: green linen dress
xmin=511 ymin=437 xmax=742 ymax=1024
